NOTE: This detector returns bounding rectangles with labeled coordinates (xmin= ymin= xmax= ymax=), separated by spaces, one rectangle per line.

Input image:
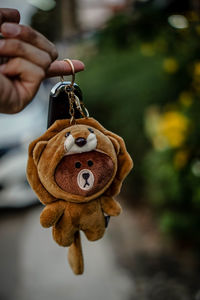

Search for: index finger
xmin=46 ymin=60 xmax=85 ymax=78
xmin=0 ymin=8 xmax=20 ymax=26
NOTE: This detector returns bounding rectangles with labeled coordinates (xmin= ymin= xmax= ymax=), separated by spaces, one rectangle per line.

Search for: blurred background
xmin=0 ymin=0 xmax=200 ymax=299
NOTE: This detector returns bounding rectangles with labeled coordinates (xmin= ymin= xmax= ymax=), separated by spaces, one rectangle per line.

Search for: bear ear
xmin=33 ymin=141 xmax=48 ymax=165
xmin=107 ymin=135 xmax=120 ymax=155
xmin=27 ymin=119 xmax=72 ymax=206
xmin=106 ymin=132 xmax=133 ymax=197
xmin=27 ymin=139 xmax=55 ymax=205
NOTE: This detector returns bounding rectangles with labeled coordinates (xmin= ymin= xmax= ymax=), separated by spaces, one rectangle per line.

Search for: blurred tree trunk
xmin=60 ymin=0 xmax=80 ymax=39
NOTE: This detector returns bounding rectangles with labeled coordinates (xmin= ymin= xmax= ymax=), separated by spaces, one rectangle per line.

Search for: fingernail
xmin=2 ymin=23 xmax=20 ymax=36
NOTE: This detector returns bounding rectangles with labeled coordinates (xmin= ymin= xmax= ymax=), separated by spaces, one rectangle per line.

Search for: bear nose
xmin=82 ymin=173 xmax=90 ymax=180
xmin=75 ymin=137 xmax=87 ymax=147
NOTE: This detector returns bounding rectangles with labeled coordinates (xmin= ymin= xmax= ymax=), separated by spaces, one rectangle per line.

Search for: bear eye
xmin=88 ymin=160 xmax=93 ymax=167
xmin=65 ymin=131 xmax=71 ymax=137
xmin=88 ymin=128 xmax=94 ymax=133
xmin=75 ymin=162 xmax=81 ymax=168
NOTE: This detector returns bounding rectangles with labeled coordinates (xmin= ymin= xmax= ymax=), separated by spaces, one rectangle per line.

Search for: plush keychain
xmin=27 ymin=59 xmax=133 ymax=275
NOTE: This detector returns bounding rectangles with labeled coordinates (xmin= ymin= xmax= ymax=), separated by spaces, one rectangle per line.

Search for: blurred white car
xmin=0 ymin=84 xmax=49 ymax=208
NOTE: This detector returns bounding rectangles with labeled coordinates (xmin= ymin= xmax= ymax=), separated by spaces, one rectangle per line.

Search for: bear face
xmin=54 ymin=150 xmax=114 ymax=197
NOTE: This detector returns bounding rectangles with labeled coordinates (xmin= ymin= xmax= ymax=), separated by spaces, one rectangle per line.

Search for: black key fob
xmin=47 ymin=81 xmax=83 ymax=128
xmin=105 ymin=215 xmax=111 ymax=228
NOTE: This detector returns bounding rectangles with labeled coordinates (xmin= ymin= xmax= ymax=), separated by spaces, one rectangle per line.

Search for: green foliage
xmin=77 ymin=1 xmax=200 ymax=244
xmin=143 ymin=151 xmax=182 ymax=207
xmin=77 ymin=47 xmax=169 ymax=197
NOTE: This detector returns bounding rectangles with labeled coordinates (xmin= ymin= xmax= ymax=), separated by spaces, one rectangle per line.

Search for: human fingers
xmin=0 ymin=72 xmax=17 ymax=113
xmin=1 ymin=22 xmax=58 ymax=60
xmin=0 ymin=38 xmax=52 ymax=69
xmin=46 ymin=60 xmax=85 ymax=77
xmin=0 ymin=58 xmax=45 ymax=113
xmin=0 ymin=8 xmax=20 ymax=26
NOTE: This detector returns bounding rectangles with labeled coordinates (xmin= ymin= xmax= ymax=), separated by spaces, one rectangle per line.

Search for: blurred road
xmin=0 ymin=206 xmax=133 ymax=300
xmin=0 ymin=3 xmax=133 ymax=299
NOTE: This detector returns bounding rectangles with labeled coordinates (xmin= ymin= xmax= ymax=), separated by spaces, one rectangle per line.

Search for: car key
xmin=47 ymin=80 xmax=85 ymax=128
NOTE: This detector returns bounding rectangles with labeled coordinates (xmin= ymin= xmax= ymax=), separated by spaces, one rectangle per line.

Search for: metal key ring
xmin=60 ymin=59 xmax=75 ymax=88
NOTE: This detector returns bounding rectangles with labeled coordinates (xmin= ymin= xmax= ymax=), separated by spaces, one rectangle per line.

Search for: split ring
xmin=60 ymin=58 xmax=75 ymax=87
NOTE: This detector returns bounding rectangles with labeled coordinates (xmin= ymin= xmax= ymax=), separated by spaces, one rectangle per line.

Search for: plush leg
xmin=52 ymin=209 xmax=77 ymax=247
xmin=100 ymin=196 xmax=122 ymax=216
xmin=83 ymin=212 xmax=105 ymax=241
xmin=84 ymin=226 xmax=105 ymax=241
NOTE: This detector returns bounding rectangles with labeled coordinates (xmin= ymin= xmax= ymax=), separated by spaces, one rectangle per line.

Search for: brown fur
xmin=27 ymin=118 xmax=133 ymax=274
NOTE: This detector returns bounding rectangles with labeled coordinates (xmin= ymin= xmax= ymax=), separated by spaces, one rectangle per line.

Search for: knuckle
xmin=13 ymin=9 xmax=20 ymax=22
xmin=13 ymin=39 xmax=24 ymax=53
xmin=12 ymin=57 xmax=22 ymax=68
xmin=20 ymin=25 xmax=37 ymax=40
xmin=43 ymin=52 xmax=52 ymax=68
xmin=50 ymin=44 xmax=58 ymax=60
xmin=37 ymin=67 xmax=45 ymax=80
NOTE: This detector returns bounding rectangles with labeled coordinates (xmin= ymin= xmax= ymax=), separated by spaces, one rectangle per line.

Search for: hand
xmin=0 ymin=8 xmax=84 ymax=114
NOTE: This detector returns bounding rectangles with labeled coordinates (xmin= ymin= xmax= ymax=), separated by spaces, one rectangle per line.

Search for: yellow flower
xmin=158 ymin=111 xmax=189 ymax=148
xmin=140 ymin=43 xmax=155 ymax=56
xmin=174 ymin=150 xmax=189 ymax=169
xmin=163 ymin=58 xmax=179 ymax=73
xmin=145 ymin=108 xmax=189 ymax=151
xmin=179 ymin=91 xmax=193 ymax=107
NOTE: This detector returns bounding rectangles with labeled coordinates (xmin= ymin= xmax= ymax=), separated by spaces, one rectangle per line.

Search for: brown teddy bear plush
xmin=27 ymin=117 xmax=133 ymax=274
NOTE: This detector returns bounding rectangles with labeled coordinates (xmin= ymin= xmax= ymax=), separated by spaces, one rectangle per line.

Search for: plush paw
xmin=101 ymin=196 xmax=122 ymax=216
xmin=109 ymin=201 xmax=122 ymax=216
xmin=40 ymin=208 xmax=57 ymax=228
xmin=40 ymin=203 xmax=64 ymax=228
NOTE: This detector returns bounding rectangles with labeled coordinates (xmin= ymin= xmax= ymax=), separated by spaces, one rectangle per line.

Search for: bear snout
xmin=77 ymin=169 xmax=94 ymax=191
xmin=75 ymin=137 xmax=87 ymax=147
xmin=82 ymin=172 xmax=90 ymax=180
